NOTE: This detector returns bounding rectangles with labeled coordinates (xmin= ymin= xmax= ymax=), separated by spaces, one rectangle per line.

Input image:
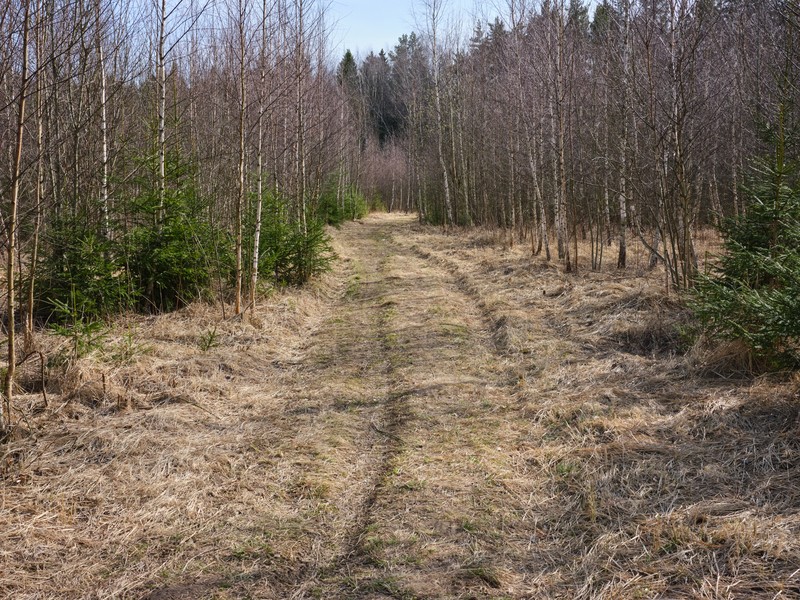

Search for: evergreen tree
xmin=692 ymin=121 xmax=800 ymax=368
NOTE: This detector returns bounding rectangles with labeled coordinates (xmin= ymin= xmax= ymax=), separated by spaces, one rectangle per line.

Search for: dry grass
xmin=391 ymin=220 xmax=800 ymax=599
xmin=1 ymin=213 xmax=798 ymax=599
xmin=1 ymin=238 xmax=353 ymax=598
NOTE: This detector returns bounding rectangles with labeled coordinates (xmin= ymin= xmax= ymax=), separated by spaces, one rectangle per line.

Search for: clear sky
xmin=327 ymin=0 xmax=600 ymax=59
xmin=326 ymin=0 xmax=479 ymax=58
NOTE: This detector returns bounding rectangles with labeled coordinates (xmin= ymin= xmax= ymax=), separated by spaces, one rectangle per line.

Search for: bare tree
xmin=616 ymin=0 xmax=631 ymax=269
xmin=228 ymin=0 xmax=251 ymax=315
xmin=423 ymin=0 xmax=455 ymax=226
xmin=3 ymin=0 xmax=31 ymax=431
xmin=250 ymin=0 xmax=276 ymax=310
xmin=294 ymin=0 xmax=308 ymax=234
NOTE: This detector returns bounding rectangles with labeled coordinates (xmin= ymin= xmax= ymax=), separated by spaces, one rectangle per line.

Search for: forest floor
xmin=2 ymin=213 xmax=799 ymax=599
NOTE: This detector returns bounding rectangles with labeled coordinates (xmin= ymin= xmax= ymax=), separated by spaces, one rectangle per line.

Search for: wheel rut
xmin=294 ymin=218 xmax=530 ymax=599
xmin=283 ymin=226 xmax=413 ymax=598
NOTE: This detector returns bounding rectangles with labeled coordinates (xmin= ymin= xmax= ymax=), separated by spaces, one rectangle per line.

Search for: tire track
xmin=282 ymin=223 xmax=414 ymax=599
xmin=307 ymin=220 xmax=533 ymax=599
xmin=406 ymin=242 xmax=538 ymax=364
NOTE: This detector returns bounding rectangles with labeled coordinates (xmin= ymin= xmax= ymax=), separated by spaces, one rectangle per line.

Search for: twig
xmin=370 ymin=419 xmax=401 ymax=443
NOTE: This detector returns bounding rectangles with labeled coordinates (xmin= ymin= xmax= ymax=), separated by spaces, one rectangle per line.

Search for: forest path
xmin=252 ymin=213 xmax=530 ymax=598
xmin=138 ymin=212 xmax=531 ymax=600
xmin=6 ymin=213 xmax=796 ymax=600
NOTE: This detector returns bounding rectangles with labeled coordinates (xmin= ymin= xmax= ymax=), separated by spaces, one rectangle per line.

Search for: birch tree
xmin=423 ymin=0 xmax=455 ymax=226
xmin=3 ymin=0 xmax=31 ymax=431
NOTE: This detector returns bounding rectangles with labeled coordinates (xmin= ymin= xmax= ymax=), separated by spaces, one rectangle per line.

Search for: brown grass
xmin=1 ymin=213 xmax=798 ymax=599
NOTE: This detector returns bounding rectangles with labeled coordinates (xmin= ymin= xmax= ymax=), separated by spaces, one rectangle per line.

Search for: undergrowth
xmin=691 ymin=157 xmax=800 ymax=371
xmin=35 ymin=155 xmax=347 ymax=323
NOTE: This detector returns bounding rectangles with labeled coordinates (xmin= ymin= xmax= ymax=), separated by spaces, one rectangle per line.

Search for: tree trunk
xmin=4 ymin=0 xmax=31 ymax=431
xmin=430 ymin=0 xmax=454 ymax=227
xmin=157 ymin=0 xmax=167 ymax=228
xmin=96 ymin=0 xmax=110 ymax=241
xmin=234 ymin=0 xmax=247 ymax=315
xmin=292 ymin=0 xmax=306 ymax=235
xmin=617 ymin=0 xmax=631 ymax=270
xmin=251 ymin=0 xmax=269 ymax=311
xmin=26 ymin=0 xmax=45 ymax=345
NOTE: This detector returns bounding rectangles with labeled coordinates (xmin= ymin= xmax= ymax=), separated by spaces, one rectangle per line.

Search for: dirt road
xmin=193 ymin=213 xmax=540 ymax=598
xmin=2 ymin=214 xmax=798 ymax=599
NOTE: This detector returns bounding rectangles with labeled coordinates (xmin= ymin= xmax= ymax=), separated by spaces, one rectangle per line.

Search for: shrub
xmin=126 ymin=219 xmax=211 ymax=312
xmin=287 ymin=219 xmax=336 ymax=285
xmin=691 ymin=159 xmax=800 ymax=369
xmin=253 ymin=193 xmax=335 ymax=286
xmin=36 ymin=217 xmax=132 ymax=322
xmin=367 ymin=192 xmax=386 ymax=213
xmin=125 ymin=187 xmax=231 ymax=313
xmin=315 ymin=180 xmax=368 ymax=226
xmin=49 ymin=295 xmax=108 ymax=360
xmin=121 ymin=153 xmax=234 ymax=312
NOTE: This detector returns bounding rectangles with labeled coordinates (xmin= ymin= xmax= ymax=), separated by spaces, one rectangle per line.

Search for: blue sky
xmin=327 ymin=0 xmax=599 ymax=58
xmin=326 ymin=0 xmax=481 ymax=58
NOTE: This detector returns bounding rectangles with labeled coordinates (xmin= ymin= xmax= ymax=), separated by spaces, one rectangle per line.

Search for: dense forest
xmin=2 ymin=0 xmax=799 ymax=428
xmin=355 ymin=0 xmax=799 ymax=284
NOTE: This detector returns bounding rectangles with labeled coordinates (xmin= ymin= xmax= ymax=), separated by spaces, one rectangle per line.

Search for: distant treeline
xmin=344 ymin=0 xmax=799 ymax=288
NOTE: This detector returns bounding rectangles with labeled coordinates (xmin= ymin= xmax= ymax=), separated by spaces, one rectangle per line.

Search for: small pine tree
xmin=124 ymin=156 xmax=231 ymax=312
xmin=37 ymin=216 xmax=132 ymax=322
xmin=691 ymin=152 xmax=800 ymax=370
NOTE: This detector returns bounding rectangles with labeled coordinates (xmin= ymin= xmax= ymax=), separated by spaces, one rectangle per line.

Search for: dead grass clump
xmin=552 ymin=278 xmax=693 ymax=359
xmin=64 ymin=380 xmax=109 ymax=408
xmin=610 ymin=315 xmax=687 ymax=357
xmin=726 ymin=393 xmax=800 ymax=435
xmin=456 ymin=560 xmax=509 ymax=589
xmin=491 ymin=315 xmax=533 ymax=355
xmin=13 ymin=351 xmax=49 ymax=395
xmin=690 ymin=336 xmax=767 ymax=377
xmin=464 ymin=229 xmax=499 ymax=249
